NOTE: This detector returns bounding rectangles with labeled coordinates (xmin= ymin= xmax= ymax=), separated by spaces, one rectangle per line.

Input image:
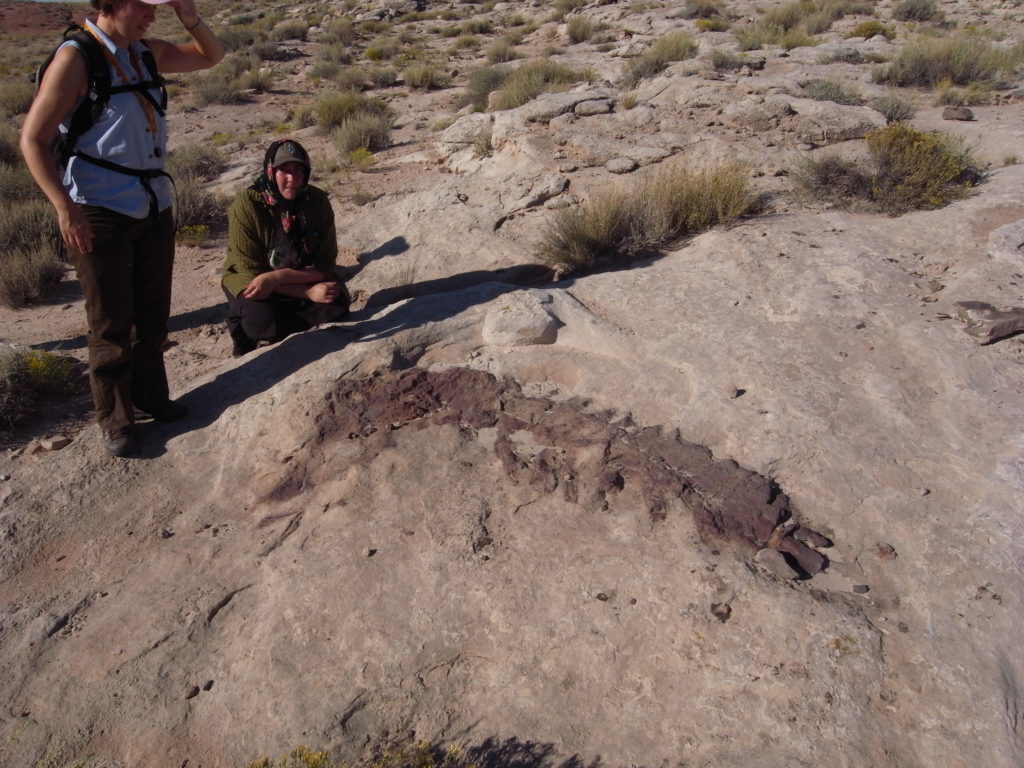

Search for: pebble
xmin=754 ymin=548 xmax=799 ymax=580
xmin=606 ymin=157 xmax=638 ymax=174
xmin=852 ymin=584 xmax=870 ymax=594
xmin=710 ymin=602 xmax=732 ymax=622
xmin=362 ymin=547 xmax=378 ymax=557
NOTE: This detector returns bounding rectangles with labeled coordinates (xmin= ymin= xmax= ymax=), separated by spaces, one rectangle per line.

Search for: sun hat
xmin=270 ymin=140 xmax=311 ymax=170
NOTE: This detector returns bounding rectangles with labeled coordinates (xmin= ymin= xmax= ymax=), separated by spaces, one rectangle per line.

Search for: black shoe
xmin=139 ymin=400 xmax=188 ymax=423
xmin=102 ymin=427 xmax=134 ymax=457
xmin=232 ymin=335 xmax=258 ymax=358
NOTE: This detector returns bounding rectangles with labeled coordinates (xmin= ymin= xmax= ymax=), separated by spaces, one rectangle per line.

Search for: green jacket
xmin=221 ymin=186 xmax=338 ymax=298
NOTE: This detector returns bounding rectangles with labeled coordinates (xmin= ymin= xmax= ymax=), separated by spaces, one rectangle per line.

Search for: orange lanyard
xmin=85 ymin=26 xmax=160 ymax=138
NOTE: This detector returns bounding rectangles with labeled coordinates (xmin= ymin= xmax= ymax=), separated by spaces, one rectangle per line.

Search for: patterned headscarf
xmin=250 ymin=139 xmax=313 ymax=270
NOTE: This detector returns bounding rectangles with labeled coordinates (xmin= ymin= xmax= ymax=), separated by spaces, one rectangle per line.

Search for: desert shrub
xmin=792 ymin=154 xmax=873 ymax=206
xmin=567 ymin=16 xmax=597 ymax=43
xmin=550 ymin=0 xmax=587 ymax=21
xmin=219 ymin=25 xmax=259 ymax=51
xmin=0 ymin=81 xmax=35 ymax=116
xmin=682 ymin=0 xmax=722 ymax=19
xmin=0 ymin=124 xmax=20 ymax=165
xmin=710 ymin=49 xmax=745 ymax=70
xmin=651 ymin=31 xmax=700 ymax=60
xmin=874 ymin=36 xmax=1024 ymax=87
xmin=794 ymin=123 xmax=982 ymax=213
xmin=801 ymin=78 xmax=863 ymax=104
xmin=486 ymin=39 xmax=519 ymax=63
xmin=934 ymin=81 xmax=993 ymax=105
xmin=368 ymin=67 xmax=399 ymax=88
xmin=269 ymin=20 xmax=308 ymax=42
xmin=462 ymin=18 xmax=492 ymax=34
xmin=310 ymin=60 xmax=342 ymax=80
xmin=358 ymin=19 xmax=389 ymax=34
xmin=462 ymin=65 xmax=508 ymax=110
xmin=490 ymin=59 xmax=585 ymax=110
xmin=173 ymin=175 xmax=224 ymax=229
xmin=695 ymin=17 xmax=731 ymax=31
xmin=820 ymin=47 xmax=866 ymax=63
xmin=316 ymin=92 xmax=392 ymax=132
xmin=347 ymin=147 xmax=375 ymax=171
xmin=321 ymin=43 xmax=353 ymax=64
xmin=166 ymin=143 xmax=225 ymax=181
xmin=0 ymin=158 xmax=41 ymax=205
xmin=850 ymin=20 xmax=893 ymax=39
xmin=0 ymin=197 xmax=55 ymax=256
xmin=765 ymin=1 xmax=819 ymax=30
xmin=872 ymin=92 xmax=916 ymax=122
xmin=539 ymin=161 xmax=757 ymax=268
xmin=331 ymin=113 xmax=392 ymax=152
xmin=0 ymin=346 xmax=77 ymax=429
xmin=0 ymin=246 xmax=64 ymax=309
xmin=450 ymin=34 xmax=482 ymax=52
xmin=176 ymin=224 xmax=210 ymax=246
xmin=192 ymin=74 xmax=244 ymax=106
xmin=734 ymin=23 xmax=776 ymax=50
xmin=329 ymin=66 xmax=366 ymax=90
xmin=287 ymin=104 xmax=316 ymax=129
xmin=404 ymin=64 xmax=450 ymax=90
xmin=238 ymin=68 xmax=274 ymax=92
xmin=620 ymin=31 xmax=698 ymax=87
xmin=893 ymin=0 xmax=937 ymax=21
xmin=322 ymin=18 xmax=356 ymax=45
xmin=781 ymin=29 xmax=817 ymax=49
xmin=365 ymin=38 xmax=399 ymax=61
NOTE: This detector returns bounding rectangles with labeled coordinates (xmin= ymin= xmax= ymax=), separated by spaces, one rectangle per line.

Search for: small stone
xmin=710 ymin=602 xmax=732 ymax=622
xmin=873 ymin=543 xmax=897 ymax=560
xmin=606 ymin=157 xmax=638 ymax=174
xmin=919 ymin=488 xmax=930 ymax=496
xmin=941 ymin=106 xmax=974 ymax=121
xmin=202 ymin=680 xmax=214 ymax=691
xmin=754 ymin=548 xmax=799 ymax=580
xmin=595 ymin=592 xmax=610 ymax=602
xmin=852 ymin=584 xmax=870 ymax=594
xmin=793 ymin=526 xmax=832 ymax=548
xmin=0 ymin=474 xmax=9 ymax=481
xmin=40 ymin=436 xmax=72 ymax=451
xmin=363 ymin=547 xmax=378 ymax=557
xmin=185 ymin=686 xmax=200 ymax=700
xmin=776 ymin=535 xmax=828 ymax=576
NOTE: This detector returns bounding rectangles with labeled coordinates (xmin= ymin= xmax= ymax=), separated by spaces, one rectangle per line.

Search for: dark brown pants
xmin=70 ymin=205 xmax=175 ymax=432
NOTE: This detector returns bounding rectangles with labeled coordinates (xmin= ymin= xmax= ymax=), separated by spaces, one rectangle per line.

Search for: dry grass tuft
xmin=540 ymin=162 xmax=758 ymax=269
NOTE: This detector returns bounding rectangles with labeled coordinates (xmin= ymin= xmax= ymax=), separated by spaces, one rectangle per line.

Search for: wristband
xmin=185 ymin=17 xmax=203 ymax=31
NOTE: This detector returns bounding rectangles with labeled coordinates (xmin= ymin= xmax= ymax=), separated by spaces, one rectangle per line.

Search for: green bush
xmin=316 ymin=91 xmax=392 ymax=132
xmin=0 ymin=124 xmax=20 ymax=165
xmin=368 ymin=67 xmax=399 ymax=88
xmin=486 ymin=39 xmax=519 ymax=63
xmin=781 ymin=29 xmax=817 ymax=50
xmin=793 ymin=123 xmax=982 ymax=214
xmin=192 ymin=74 xmax=244 ymax=106
xmin=850 ymin=20 xmax=894 ymax=39
xmin=710 ymin=49 xmax=745 ymax=71
xmin=620 ymin=32 xmax=698 ymax=88
xmin=0 ymin=346 xmax=77 ymax=429
xmin=539 ymin=161 xmax=758 ymax=268
xmin=935 ymin=81 xmax=993 ymax=106
xmin=365 ymin=38 xmax=399 ymax=61
xmin=872 ymin=92 xmax=916 ymax=122
xmin=331 ymin=113 xmax=392 ymax=152
xmin=173 ymin=175 xmax=224 ymax=229
xmin=269 ymin=20 xmax=308 ymax=42
xmin=219 ymin=25 xmax=259 ymax=51
xmin=332 ymin=66 xmax=368 ymax=91
xmin=0 ymin=246 xmax=64 ymax=309
xmin=490 ymin=59 xmax=586 ymax=110
xmin=0 ymin=160 xmax=41 ymax=205
xmin=321 ymin=42 xmax=353 ymax=64
xmin=682 ymin=0 xmax=722 ymax=19
xmin=462 ymin=65 xmax=508 ymax=110
xmin=567 ymin=16 xmax=598 ymax=43
xmin=801 ymin=78 xmax=864 ymax=104
xmin=449 ymin=34 xmax=482 ymax=52
xmin=875 ymin=36 xmax=1024 ymax=87
xmin=695 ymin=17 xmax=731 ymax=31
xmin=893 ymin=0 xmax=937 ymax=22
xmin=252 ymin=41 xmax=293 ymax=62
xmin=462 ymin=18 xmax=493 ymax=34
xmin=238 ymin=68 xmax=274 ymax=92
xmin=322 ymin=18 xmax=356 ymax=45
xmin=166 ymin=143 xmax=225 ymax=181
xmin=820 ymin=48 xmax=866 ymax=63
xmin=403 ymin=64 xmax=450 ymax=90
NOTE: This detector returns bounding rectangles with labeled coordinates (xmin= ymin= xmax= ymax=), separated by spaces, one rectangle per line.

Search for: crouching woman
xmin=222 ymin=139 xmax=350 ymax=357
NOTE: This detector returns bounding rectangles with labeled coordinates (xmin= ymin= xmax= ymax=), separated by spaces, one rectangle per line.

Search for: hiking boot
xmin=138 ymin=399 xmax=188 ymax=423
xmin=102 ymin=427 xmax=134 ymax=457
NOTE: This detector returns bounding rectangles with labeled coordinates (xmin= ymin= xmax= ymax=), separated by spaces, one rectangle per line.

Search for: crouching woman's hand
xmin=306 ymin=281 xmax=344 ymax=304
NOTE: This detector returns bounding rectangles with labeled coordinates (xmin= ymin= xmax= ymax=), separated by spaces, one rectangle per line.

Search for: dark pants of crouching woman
xmin=70 ymin=205 xmax=175 ymax=432
xmin=225 ymin=289 xmax=350 ymax=346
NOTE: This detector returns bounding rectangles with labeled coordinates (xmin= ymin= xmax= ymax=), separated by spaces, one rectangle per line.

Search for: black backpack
xmin=36 ymin=23 xmax=168 ymax=172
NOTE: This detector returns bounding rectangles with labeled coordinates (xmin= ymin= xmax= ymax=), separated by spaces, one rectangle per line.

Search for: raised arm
xmin=148 ymin=0 xmax=224 ymax=73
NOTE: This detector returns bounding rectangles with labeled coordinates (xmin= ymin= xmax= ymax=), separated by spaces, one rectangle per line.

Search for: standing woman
xmin=20 ymin=0 xmax=224 ymax=456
